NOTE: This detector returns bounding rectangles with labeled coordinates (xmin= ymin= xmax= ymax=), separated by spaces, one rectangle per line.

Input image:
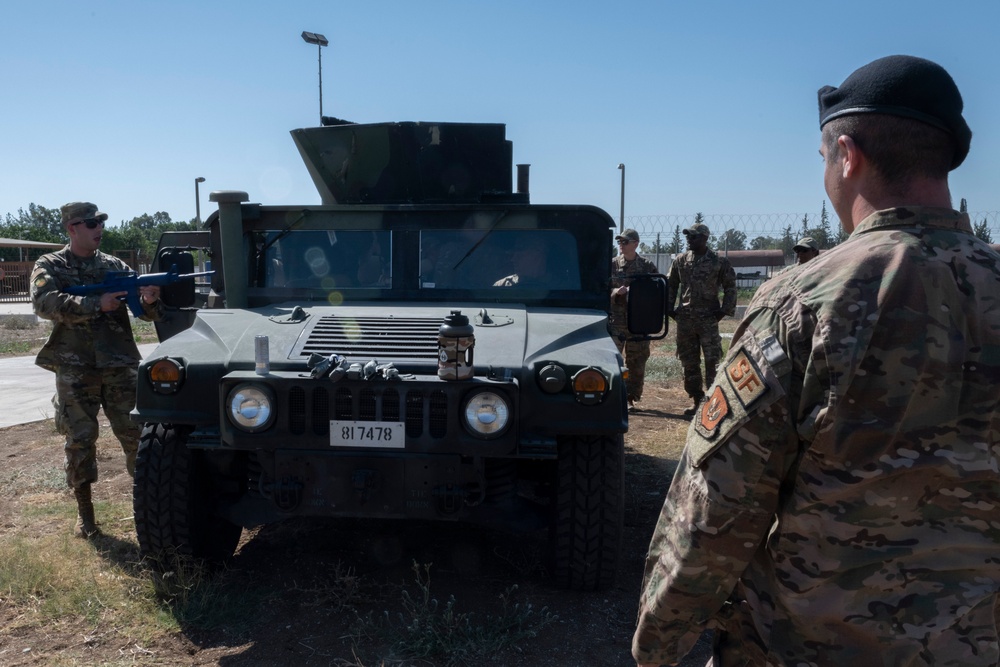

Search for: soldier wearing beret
xmin=30 ymin=202 xmax=163 ymax=538
xmin=666 ymin=222 xmax=737 ymax=417
xmin=609 ymin=228 xmax=658 ymax=410
xmin=634 ymin=55 xmax=1000 ymax=666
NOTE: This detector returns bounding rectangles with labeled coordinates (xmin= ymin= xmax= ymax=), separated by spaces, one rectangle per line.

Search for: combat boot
xmin=74 ymin=483 xmax=100 ymax=538
xmin=683 ymin=393 xmax=704 ymax=418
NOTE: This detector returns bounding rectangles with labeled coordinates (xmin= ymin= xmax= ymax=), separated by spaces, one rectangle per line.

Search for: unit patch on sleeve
xmin=700 ymin=385 xmax=729 ymax=435
xmin=726 ymin=349 xmax=767 ymax=408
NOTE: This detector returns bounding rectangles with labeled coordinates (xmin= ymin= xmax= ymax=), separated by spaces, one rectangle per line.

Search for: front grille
xmin=288 ymin=384 xmax=449 ymax=438
xmin=297 ymin=315 xmax=441 ymax=362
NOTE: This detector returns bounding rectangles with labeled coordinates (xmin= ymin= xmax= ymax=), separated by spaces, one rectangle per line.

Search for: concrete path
xmin=1 ymin=301 xmax=158 ymax=428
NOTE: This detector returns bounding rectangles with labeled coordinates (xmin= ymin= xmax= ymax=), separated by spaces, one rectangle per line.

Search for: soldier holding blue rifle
xmin=30 ymin=202 xmax=163 ymax=538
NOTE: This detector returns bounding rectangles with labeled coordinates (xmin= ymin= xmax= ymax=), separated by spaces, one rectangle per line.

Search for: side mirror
xmin=157 ymin=249 xmax=196 ymax=308
xmin=626 ymin=274 xmax=669 ymax=340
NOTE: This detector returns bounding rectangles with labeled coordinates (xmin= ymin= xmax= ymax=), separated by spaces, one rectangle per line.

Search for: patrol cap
xmin=615 ymin=228 xmax=640 ymax=243
xmin=793 ymin=237 xmax=819 ymax=252
xmin=817 ymin=55 xmax=971 ymax=169
xmin=682 ymin=222 xmax=710 ymax=237
xmin=61 ymin=202 xmax=108 ymax=225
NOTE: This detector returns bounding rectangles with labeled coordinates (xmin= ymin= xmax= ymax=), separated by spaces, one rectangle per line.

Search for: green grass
xmin=0 ymin=495 xmax=555 ymax=665
xmin=129 ymin=317 xmax=158 ymax=344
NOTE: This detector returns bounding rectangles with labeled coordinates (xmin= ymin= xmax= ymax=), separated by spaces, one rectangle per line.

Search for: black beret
xmin=818 ymin=55 xmax=971 ymax=169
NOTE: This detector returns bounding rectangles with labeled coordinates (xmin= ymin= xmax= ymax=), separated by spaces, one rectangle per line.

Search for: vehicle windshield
xmin=243 ymin=207 xmax=609 ymax=309
xmin=261 ymin=230 xmax=391 ymax=289
xmin=419 ymin=229 xmax=580 ymax=290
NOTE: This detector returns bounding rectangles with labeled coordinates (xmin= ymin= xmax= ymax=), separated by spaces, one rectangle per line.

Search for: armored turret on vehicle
xmin=132 ymin=119 xmax=667 ymax=590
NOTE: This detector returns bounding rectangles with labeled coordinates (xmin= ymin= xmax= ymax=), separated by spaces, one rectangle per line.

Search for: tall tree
xmin=781 ymin=224 xmax=794 ymax=258
xmin=670 ymin=225 xmax=682 ymax=254
xmin=973 ymin=218 xmax=993 ymax=244
xmin=819 ymin=201 xmax=832 ymax=248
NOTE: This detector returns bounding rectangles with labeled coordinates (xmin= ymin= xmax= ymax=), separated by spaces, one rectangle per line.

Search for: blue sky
xmin=2 ymin=1 xmax=998 ymax=228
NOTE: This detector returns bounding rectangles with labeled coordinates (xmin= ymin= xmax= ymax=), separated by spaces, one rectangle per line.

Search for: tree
xmin=669 ymin=225 xmax=682 ymax=254
xmin=750 ymin=235 xmax=780 ymax=250
xmin=819 ymin=201 xmax=832 ymax=248
xmin=640 ymin=232 xmax=669 ymax=256
xmin=2 ymin=204 xmax=62 ymax=242
xmin=715 ymin=228 xmax=746 ymax=252
xmin=973 ymin=218 xmax=993 ymax=244
xmin=781 ymin=224 xmax=794 ymax=258
xmin=0 ymin=204 xmax=63 ymax=261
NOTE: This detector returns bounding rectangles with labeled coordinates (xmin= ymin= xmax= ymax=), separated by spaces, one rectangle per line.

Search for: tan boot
xmin=74 ymin=483 xmax=100 ymax=538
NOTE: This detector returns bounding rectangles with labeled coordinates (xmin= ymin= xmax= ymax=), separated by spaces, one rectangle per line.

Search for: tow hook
xmin=266 ymin=476 xmax=303 ymax=512
xmin=433 ymin=483 xmax=483 ymax=514
xmin=353 ymin=469 xmax=377 ymax=505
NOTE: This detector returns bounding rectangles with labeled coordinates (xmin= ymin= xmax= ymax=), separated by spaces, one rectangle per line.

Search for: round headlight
xmin=463 ymin=391 xmax=510 ymax=438
xmin=571 ymin=367 xmax=609 ymax=405
xmin=148 ymin=357 xmax=185 ymax=394
xmin=227 ymin=383 xmax=275 ymax=432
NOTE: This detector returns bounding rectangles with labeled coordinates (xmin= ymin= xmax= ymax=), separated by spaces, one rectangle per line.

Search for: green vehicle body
xmin=132 ymin=121 xmax=666 ymax=591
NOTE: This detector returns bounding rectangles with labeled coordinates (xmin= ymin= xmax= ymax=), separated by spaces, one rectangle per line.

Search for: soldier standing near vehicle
xmin=633 ymin=55 xmax=1000 ymax=666
xmin=667 ymin=223 xmax=736 ymax=416
xmin=609 ymin=228 xmax=658 ymax=411
xmin=31 ymin=202 xmax=162 ymax=538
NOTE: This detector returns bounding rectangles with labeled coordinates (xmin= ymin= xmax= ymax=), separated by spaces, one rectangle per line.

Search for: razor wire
xmin=621 ymin=211 xmax=1000 ymax=253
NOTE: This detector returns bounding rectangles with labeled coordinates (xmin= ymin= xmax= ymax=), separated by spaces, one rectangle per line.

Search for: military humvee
xmin=132 ymin=120 xmax=667 ymax=591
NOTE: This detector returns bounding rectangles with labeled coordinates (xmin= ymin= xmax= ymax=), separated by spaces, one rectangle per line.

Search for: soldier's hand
xmin=139 ymin=285 xmax=160 ymax=305
xmin=100 ymin=291 xmax=127 ymax=312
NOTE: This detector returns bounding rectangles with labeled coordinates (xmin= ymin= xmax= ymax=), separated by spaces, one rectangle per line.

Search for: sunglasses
xmin=72 ymin=218 xmax=105 ymax=229
xmin=616 ymin=239 xmax=636 ymax=246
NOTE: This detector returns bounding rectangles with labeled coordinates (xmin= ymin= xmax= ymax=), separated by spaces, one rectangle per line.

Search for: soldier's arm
xmin=720 ymin=259 xmax=738 ymax=316
xmin=30 ymin=261 xmax=102 ymax=325
xmin=137 ymin=289 xmax=165 ymax=322
xmin=667 ymin=260 xmax=680 ymax=311
xmin=633 ymin=308 xmax=803 ymax=666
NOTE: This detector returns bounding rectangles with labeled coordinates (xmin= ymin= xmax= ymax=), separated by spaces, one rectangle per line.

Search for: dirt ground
xmin=0 ymin=331 xmax=710 ymax=667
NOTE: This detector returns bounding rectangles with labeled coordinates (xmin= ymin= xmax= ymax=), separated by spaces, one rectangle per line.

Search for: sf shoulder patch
xmin=726 ymin=349 xmax=767 ymax=408
xmin=689 ymin=336 xmax=782 ymax=467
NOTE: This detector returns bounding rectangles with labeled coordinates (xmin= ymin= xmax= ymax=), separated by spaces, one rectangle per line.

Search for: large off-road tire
xmin=133 ymin=423 xmax=243 ymax=565
xmin=551 ymin=434 xmax=624 ymax=591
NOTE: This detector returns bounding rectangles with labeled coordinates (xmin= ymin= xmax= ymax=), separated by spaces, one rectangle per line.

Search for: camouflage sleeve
xmin=720 ymin=258 xmax=737 ymax=316
xmin=139 ymin=296 xmax=164 ymax=322
xmin=667 ymin=260 xmax=680 ymax=311
xmin=633 ymin=308 xmax=802 ymax=665
xmin=30 ymin=259 xmax=100 ymax=325
xmin=610 ymin=259 xmax=623 ymax=302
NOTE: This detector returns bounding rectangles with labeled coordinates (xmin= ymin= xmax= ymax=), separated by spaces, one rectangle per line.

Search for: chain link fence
xmin=623 ymin=210 xmax=1000 ymax=255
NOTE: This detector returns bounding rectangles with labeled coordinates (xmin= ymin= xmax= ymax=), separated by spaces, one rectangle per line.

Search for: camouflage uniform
xmin=634 ymin=208 xmax=1000 ymax=666
xmin=31 ymin=246 xmax=162 ymax=489
xmin=668 ymin=249 xmax=736 ymax=400
xmin=609 ymin=252 xmax=658 ymax=402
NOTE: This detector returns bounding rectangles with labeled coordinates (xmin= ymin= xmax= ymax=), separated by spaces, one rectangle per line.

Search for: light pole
xmin=301 ymin=31 xmax=329 ymax=126
xmin=195 ymin=177 xmax=206 ymax=226
xmin=617 ymin=163 xmax=625 ymax=233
